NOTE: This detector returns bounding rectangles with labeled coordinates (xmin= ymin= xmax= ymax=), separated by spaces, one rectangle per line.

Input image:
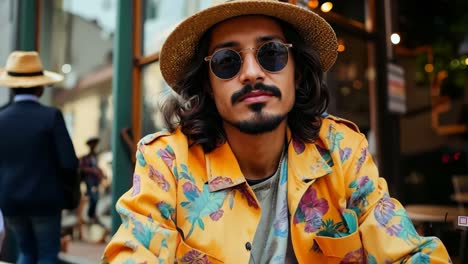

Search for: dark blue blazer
xmin=0 ymin=100 xmax=78 ymax=216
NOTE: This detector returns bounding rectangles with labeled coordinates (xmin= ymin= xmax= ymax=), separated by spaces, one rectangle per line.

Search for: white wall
xmin=0 ymin=0 xmax=16 ymax=106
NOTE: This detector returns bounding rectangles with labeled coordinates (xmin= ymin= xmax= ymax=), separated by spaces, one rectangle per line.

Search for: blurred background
xmin=0 ymin=0 xmax=467 ymax=263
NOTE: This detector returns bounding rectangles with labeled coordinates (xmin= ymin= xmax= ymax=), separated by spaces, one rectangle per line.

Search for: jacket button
xmin=245 ymin=242 xmax=252 ymax=251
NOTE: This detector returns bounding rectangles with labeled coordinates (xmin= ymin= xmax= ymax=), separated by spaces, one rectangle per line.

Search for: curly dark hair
xmin=160 ymin=18 xmax=329 ymax=153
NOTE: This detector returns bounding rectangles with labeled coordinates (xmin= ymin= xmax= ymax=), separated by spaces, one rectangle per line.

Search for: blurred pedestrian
xmin=0 ymin=51 xmax=78 ymax=264
xmin=80 ymin=137 xmax=106 ymax=223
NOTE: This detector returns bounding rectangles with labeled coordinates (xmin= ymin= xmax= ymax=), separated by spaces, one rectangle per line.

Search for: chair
xmin=451 ymin=175 xmax=468 ymax=264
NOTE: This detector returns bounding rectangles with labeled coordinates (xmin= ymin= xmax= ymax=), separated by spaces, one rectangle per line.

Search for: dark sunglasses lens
xmin=258 ymin=42 xmax=289 ymax=72
xmin=210 ymin=49 xmax=242 ymax=79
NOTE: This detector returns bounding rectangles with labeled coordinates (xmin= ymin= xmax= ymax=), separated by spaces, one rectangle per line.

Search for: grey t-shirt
xmin=248 ymin=153 xmax=298 ymax=264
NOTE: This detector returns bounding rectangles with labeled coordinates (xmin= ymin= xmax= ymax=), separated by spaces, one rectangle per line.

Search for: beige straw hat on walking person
xmin=160 ymin=0 xmax=338 ymax=90
xmin=0 ymin=51 xmax=63 ymax=88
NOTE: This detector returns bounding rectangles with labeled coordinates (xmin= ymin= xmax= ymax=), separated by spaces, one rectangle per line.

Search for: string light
xmin=337 ymin=38 xmax=346 ymax=52
xmin=321 ymin=2 xmax=333 ymax=13
xmin=307 ymin=0 xmax=319 ymax=9
xmin=424 ymin=64 xmax=434 ymax=73
xmin=390 ymin=33 xmax=400 ymax=45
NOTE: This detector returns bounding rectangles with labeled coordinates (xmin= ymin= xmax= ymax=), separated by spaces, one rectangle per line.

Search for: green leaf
xmin=228 ymin=191 xmax=235 ymax=209
xmin=342 ymin=210 xmax=358 ymax=233
xmin=197 ymin=218 xmax=205 ymax=230
xmin=367 ymin=254 xmax=377 ymax=264
xmin=136 ymin=151 xmax=147 ymax=167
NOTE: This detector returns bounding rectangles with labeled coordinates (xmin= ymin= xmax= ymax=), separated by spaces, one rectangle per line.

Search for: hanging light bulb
xmin=337 ymin=38 xmax=346 ymax=52
xmin=390 ymin=33 xmax=401 ymax=45
xmin=321 ymin=2 xmax=333 ymax=13
xmin=307 ymin=0 xmax=319 ymax=9
xmin=424 ymin=64 xmax=434 ymax=73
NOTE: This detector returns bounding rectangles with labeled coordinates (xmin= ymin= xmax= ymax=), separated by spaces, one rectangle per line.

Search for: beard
xmin=222 ymin=83 xmax=288 ymax=134
xmin=224 ymin=107 xmax=287 ymax=135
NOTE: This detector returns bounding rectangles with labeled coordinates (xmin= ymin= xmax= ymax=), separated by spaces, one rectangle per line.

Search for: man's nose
xmin=238 ymin=53 xmax=266 ymax=86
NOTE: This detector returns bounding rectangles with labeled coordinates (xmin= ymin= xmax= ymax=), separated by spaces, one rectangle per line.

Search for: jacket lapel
xmin=286 ymin=128 xmax=333 ymax=216
xmin=205 ymin=142 xmax=246 ymax=192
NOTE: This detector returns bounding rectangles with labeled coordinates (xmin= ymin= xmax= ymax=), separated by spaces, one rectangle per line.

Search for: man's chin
xmin=226 ymin=114 xmax=287 ymax=135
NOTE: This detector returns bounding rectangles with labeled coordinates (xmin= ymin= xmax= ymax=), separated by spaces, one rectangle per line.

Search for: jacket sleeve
xmin=102 ymin=139 xmax=180 ymax=263
xmin=345 ymin=136 xmax=451 ymax=263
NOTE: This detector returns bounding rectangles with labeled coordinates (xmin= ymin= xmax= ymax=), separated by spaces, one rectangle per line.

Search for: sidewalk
xmin=60 ymin=241 xmax=106 ymax=264
xmin=0 ymin=237 xmax=106 ymax=264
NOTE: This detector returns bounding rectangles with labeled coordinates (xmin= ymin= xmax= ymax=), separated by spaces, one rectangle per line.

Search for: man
xmin=80 ymin=137 xmax=105 ymax=222
xmin=103 ymin=0 xmax=451 ymax=263
xmin=0 ymin=51 xmax=78 ymax=263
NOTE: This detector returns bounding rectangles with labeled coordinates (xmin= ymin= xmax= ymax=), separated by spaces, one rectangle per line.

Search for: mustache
xmin=231 ymin=83 xmax=282 ymax=105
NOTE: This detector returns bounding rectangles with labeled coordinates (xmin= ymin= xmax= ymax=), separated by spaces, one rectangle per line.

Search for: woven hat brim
xmin=0 ymin=68 xmax=64 ymax=88
xmin=160 ymin=0 xmax=338 ymax=91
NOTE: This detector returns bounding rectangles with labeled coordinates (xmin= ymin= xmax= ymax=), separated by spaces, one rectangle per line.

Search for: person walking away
xmin=0 ymin=51 xmax=78 ymax=264
xmin=80 ymin=137 xmax=106 ymax=223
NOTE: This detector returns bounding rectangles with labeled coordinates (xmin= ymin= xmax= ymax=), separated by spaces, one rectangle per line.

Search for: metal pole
xmin=17 ymin=0 xmax=38 ymax=51
xmin=111 ymin=0 xmax=134 ymax=234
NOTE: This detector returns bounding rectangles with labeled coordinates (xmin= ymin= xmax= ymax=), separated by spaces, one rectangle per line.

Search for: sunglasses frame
xmin=204 ymin=41 xmax=293 ymax=80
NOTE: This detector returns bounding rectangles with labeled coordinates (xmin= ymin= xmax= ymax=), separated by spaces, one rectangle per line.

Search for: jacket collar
xmin=286 ymin=127 xmax=333 ymax=187
xmin=206 ymin=141 xmax=247 ymax=192
xmin=14 ymin=94 xmax=39 ymax=103
xmin=205 ymin=125 xmax=333 ymax=192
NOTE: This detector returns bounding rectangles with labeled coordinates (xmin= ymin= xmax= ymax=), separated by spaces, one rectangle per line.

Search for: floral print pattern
xmin=156 ymin=201 xmax=175 ymax=222
xmin=374 ymin=195 xmax=396 ymax=227
xmin=340 ymin=248 xmax=364 ymax=264
xmin=273 ymin=199 xmax=289 ymax=237
xmin=316 ymin=144 xmax=334 ymax=167
xmin=104 ymin=117 xmax=451 ymax=263
xmin=157 ymin=145 xmax=175 ymax=170
xmin=326 ymin=124 xmax=352 ymax=163
xmin=136 ymin=146 xmax=147 ymax=167
xmin=374 ymin=195 xmax=421 ymax=245
xmin=178 ymin=250 xmax=211 ymax=264
xmin=347 ymin=176 xmax=375 ymax=216
xmin=180 ymin=181 xmax=227 ymax=238
xmin=292 ymin=136 xmax=305 ymax=154
xmin=149 ymin=165 xmax=170 ymax=192
xmin=356 ymin=147 xmax=368 ymax=174
xmin=132 ymin=174 xmax=141 ymax=197
xmin=294 ymin=187 xmax=329 ymax=232
xmin=209 ymin=176 xmax=233 ymax=191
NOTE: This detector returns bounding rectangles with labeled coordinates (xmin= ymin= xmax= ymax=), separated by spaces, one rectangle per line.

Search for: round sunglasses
xmin=204 ymin=41 xmax=293 ymax=80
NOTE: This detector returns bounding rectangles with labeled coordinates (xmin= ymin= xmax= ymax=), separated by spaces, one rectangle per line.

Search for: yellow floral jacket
xmin=103 ymin=116 xmax=451 ymax=263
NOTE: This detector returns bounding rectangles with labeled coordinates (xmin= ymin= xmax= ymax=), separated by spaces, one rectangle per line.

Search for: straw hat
xmin=160 ymin=0 xmax=338 ymax=90
xmin=0 ymin=51 xmax=63 ymax=88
